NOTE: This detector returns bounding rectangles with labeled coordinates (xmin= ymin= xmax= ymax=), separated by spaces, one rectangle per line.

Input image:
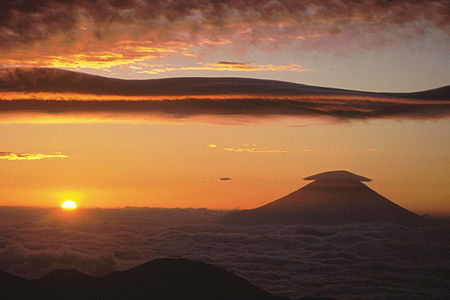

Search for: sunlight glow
xmin=61 ymin=200 xmax=77 ymax=210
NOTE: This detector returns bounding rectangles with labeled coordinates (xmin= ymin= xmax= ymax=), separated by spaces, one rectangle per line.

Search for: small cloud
xmin=142 ymin=62 xmax=307 ymax=74
xmin=0 ymin=151 xmax=69 ymax=161
xmin=287 ymin=123 xmax=316 ymax=128
xmin=207 ymin=144 xmax=218 ymax=148
xmin=182 ymin=51 xmax=201 ymax=57
xmin=223 ymin=144 xmax=287 ymax=153
xmin=194 ymin=61 xmax=306 ymax=72
xmin=368 ymin=148 xmax=380 ymax=151
xmin=287 ymin=33 xmax=322 ymax=40
xmin=219 ymin=177 xmax=232 ymax=181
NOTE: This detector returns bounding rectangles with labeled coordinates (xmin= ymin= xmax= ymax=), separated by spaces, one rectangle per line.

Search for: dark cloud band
xmin=1 ymin=68 xmax=449 ymax=121
xmin=1 ymin=97 xmax=449 ymax=121
xmin=0 ymin=0 xmax=448 ymax=51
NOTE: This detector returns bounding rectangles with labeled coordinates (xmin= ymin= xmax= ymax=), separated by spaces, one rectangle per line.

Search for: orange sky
xmin=0 ymin=1 xmax=449 ymax=214
xmin=1 ymin=118 xmax=449 ymax=214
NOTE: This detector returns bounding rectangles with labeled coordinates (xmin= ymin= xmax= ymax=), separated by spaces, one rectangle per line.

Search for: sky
xmin=0 ymin=0 xmax=449 ymax=213
xmin=1 ymin=0 xmax=449 ymax=91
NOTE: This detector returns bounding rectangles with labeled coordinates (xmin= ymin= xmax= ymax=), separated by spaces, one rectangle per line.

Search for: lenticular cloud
xmin=1 ymin=68 xmax=449 ymax=122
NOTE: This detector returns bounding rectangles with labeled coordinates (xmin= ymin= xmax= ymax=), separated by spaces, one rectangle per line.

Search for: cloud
xmin=219 ymin=177 xmax=232 ymax=181
xmin=0 ymin=207 xmax=449 ymax=299
xmin=141 ymin=62 xmax=307 ymax=74
xmin=0 ymin=152 xmax=69 ymax=161
xmin=223 ymin=144 xmax=288 ymax=153
xmin=0 ymin=0 xmax=448 ymax=68
xmin=0 ymin=41 xmax=190 ymax=69
xmin=0 ymin=68 xmax=449 ymax=122
xmin=1 ymin=95 xmax=449 ymax=122
xmin=207 ymin=144 xmax=218 ymax=148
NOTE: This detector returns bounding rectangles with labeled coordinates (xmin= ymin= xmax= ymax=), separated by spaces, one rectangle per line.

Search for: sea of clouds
xmin=0 ymin=207 xmax=449 ymax=299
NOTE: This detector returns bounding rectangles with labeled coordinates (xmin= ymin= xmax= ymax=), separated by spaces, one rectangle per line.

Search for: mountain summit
xmin=221 ymin=170 xmax=422 ymax=225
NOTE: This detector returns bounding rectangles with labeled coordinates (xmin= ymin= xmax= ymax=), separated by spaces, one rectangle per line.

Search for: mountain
xmin=37 ymin=269 xmax=94 ymax=294
xmin=0 ymin=270 xmax=59 ymax=300
xmin=2 ymin=258 xmax=288 ymax=300
xmin=1 ymin=67 xmax=448 ymax=99
xmin=221 ymin=170 xmax=422 ymax=226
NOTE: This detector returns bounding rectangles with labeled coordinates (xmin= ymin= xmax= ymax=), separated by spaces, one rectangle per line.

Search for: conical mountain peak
xmin=221 ymin=170 xmax=421 ymax=225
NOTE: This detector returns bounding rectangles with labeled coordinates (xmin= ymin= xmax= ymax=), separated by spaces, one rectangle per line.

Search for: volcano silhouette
xmin=221 ymin=170 xmax=422 ymax=225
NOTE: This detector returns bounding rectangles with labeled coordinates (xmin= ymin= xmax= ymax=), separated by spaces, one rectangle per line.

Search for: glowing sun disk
xmin=61 ymin=200 xmax=77 ymax=210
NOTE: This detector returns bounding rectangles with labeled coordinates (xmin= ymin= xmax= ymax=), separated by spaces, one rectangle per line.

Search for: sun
xmin=61 ymin=200 xmax=77 ymax=210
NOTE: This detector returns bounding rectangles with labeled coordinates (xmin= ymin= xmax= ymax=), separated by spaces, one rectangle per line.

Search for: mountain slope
xmin=0 ymin=270 xmax=59 ymax=300
xmin=2 ymin=258 xmax=288 ymax=300
xmin=221 ymin=170 xmax=422 ymax=226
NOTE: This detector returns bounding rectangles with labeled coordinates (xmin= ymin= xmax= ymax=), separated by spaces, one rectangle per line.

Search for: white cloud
xmin=223 ymin=144 xmax=288 ymax=153
xmin=0 ymin=207 xmax=448 ymax=299
xmin=0 ymin=151 xmax=69 ymax=161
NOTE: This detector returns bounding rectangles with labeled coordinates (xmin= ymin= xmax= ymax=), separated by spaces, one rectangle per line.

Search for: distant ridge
xmin=221 ymin=170 xmax=422 ymax=226
xmin=2 ymin=258 xmax=288 ymax=300
xmin=1 ymin=67 xmax=448 ymax=99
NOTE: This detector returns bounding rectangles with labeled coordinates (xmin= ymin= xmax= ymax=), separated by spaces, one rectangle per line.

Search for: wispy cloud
xmin=140 ymin=61 xmax=306 ymax=74
xmin=0 ymin=0 xmax=448 ymax=69
xmin=0 ymin=152 xmax=69 ymax=161
xmin=0 ymin=41 xmax=189 ymax=69
xmin=223 ymin=144 xmax=288 ymax=153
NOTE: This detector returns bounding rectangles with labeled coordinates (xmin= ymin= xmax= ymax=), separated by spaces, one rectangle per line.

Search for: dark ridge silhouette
xmin=0 ymin=270 xmax=58 ymax=299
xmin=2 ymin=258 xmax=288 ymax=300
xmin=38 ymin=269 xmax=93 ymax=292
xmin=221 ymin=170 xmax=422 ymax=226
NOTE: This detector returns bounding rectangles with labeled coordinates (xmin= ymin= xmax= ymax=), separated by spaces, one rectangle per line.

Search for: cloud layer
xmin=140 ymin=62 xmax=306 ymax=74
xmin=0 ymin=207 xmax=449 ymax=299
xmin=0 ymin=68 xmax=449 ymax=122
xmin=1 ymin=96 xmax=449 ymax=122
xmin=0 ymin=0 xmax=448 ymax=68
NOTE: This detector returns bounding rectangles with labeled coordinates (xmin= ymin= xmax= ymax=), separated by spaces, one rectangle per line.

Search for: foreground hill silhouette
xmin=221 ymin=170 xmax=422 ymax=225
xmin=1 ymin=258 xmax=288 ymax=300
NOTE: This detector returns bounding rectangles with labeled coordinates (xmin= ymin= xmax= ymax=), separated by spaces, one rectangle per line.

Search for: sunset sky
xmin=0 ymin=0 xmax=449 ymax=213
